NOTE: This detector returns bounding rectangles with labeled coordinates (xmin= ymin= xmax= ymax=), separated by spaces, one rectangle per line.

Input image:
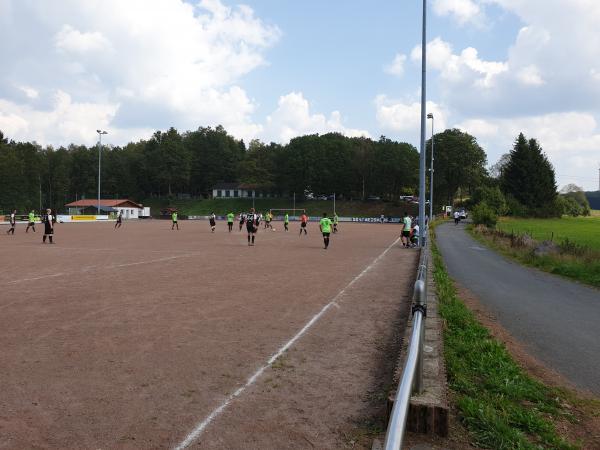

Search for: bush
xmin=472 ymin=201 xmax=498 ymax=228
xmin=556 ymin=195 xmax=583 ymax=217
xmin=504 ymin=194 xmax=528 ymax=217
xmin=472 ymin=186 xmax=507 ymax=215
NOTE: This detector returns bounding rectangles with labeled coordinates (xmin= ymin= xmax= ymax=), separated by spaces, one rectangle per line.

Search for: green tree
xmin=501 ymin=133 xmax=557 ymax=216
xmin=427 ymin=129 xmax=487 ymax=206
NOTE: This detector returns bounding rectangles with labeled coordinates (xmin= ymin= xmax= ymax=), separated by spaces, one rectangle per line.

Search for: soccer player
xmin=410 ymin=222 xmax=420 ymax=248
xmin=401 ymin=211 xmax=412 ymax=248
xmin=172 ymin=210 xmax=179 ymax=230
xmin=227 ymin=212 xmax=234 ymax=232
xmin=114 ymin=210 xmax=123 ymax=229
xmin=42 ymin=209 xmax=54 ymax=244
xmin=299 ymin=212 xmax=308 ymax=236
xmin=239 ymin=212 xmax=246 ymax=231
xmin=26 ymin=210 xmax=36 ymax=233
xmin=333 ymin=213 xmax=339 ymax=233
xmin=284 ymin=213 xmax=289 ymax=231
xmin=209 ymin=212 xmax=216 ymax=232
xmin=6 ymin=209 xmax=16 ymax=235
xmin=319 ymin=212 xmax=333 ymax=249
xmin=246 ymin=208 xmax=260 ymax=246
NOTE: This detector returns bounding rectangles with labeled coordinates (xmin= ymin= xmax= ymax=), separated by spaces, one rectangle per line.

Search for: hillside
xmin=141 ymin=197 xmax=419 ymax=218
xmin=585 ymin=191 xmax=600 ymax=210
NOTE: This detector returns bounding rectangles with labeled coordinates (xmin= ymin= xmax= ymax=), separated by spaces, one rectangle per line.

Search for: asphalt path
xmin=436 ymin=221 xmax=600 ymax=395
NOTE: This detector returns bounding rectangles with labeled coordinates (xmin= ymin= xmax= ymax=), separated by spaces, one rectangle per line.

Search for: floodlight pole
xmin=96 ymin=130 xmax=107 ymax=215
xmin=418 ymin=0 xmax=427 ymax=246
xmin=427 ymin=113 xmax=434 ymax=224
xmin=333 ymin=192 xmax=336 ymax=215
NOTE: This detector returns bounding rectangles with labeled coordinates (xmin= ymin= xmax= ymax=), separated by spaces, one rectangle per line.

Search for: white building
xmin=65 ymin=199 xmax=149 ymax=219
xmin=212 ymin=183 xmax=277 ymax=199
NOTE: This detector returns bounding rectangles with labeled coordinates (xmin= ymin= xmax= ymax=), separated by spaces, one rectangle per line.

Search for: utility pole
xmin=418 ymin=0 xmax=427 ymax=246
xmin=96 ymin=130 xmax=108 ymax=215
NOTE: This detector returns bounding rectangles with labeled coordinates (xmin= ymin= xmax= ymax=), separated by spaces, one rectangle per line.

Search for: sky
xmin=0 ymin=0 xmax=599 ymax=191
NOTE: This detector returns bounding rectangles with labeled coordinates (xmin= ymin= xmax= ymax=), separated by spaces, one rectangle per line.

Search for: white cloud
xmin=0 ymin=0 xmax=281 ymax=146
xmin=375 ymin=95 xmax=448 ymax=141
xmin=385 ymin=54 xmax=407 ymax=77
xmin=55 ymin=25 xmax=112 ymax=53
xmin=432 ymin=0 xmax=485 ymax=26
xmin=457 ymin=112 xmax=600 ymax=191
xmin=517 ymin=65 xmax=545 ymax=86
xmin=411 ymin=37 xmax=507 ymax=88
xmin=264 ymin=92 xmax=370 ymax=143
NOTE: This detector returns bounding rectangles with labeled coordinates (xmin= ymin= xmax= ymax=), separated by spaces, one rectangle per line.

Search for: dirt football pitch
xmin=0 ymin=219 xmax=418 ymax=449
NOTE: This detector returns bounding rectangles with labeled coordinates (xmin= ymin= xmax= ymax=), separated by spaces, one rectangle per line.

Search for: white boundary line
xmin=173 ymin=236 xmax=402 ymax=450
xmin=5 ymin=253 xmax=198 ymax=286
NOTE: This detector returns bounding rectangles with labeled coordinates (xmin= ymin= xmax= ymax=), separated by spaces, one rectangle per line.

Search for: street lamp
xmin=427 ymin=113 xmax=434 ymax=225
xmin=417 ymin=0 xmax=427 ymax=246
xmin=96 ymin=129 xmax=107 ymax=215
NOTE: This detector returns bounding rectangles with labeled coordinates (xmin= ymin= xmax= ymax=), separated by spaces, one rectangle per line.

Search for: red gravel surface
xmin=0 ymin=220 xmax=417 ymax=449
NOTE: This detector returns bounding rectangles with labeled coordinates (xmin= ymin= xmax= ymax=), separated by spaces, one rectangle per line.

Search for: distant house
xmin=65 ymin=199 xmax=149 ymax=219
xmin=212 ymin=183 xmax=278 ymax=199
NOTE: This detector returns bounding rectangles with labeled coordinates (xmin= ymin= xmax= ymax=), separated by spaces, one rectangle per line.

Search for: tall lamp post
xmin=427 ymin=113 xmax=434 ymax=224
xmin=96 ymin=130 xmax=107 ymax=215
xmin=417 ymin=0 xmax=427 ymax=246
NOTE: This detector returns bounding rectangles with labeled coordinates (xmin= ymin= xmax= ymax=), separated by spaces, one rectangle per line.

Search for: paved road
xmin=436 ymin=221 xmax=600 ymax=395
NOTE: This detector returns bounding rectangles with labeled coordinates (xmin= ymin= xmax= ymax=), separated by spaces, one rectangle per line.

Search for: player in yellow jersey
xmin=319 ymin=212 xmax=333 ymax=249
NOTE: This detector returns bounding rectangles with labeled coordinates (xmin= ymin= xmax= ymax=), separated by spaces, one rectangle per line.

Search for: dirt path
xmin=0 ymin=221 xmax=417 ymax=449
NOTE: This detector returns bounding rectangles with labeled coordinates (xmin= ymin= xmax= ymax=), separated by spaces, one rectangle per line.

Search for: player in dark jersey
xmin=209 ymin=212 xmax=216 ymax=232
xmin=114 ymin=210 xmax=123 ymax=229
xmin=245 ymin=208 xmax=260 ymax=246
xmin=239 ymin=212 xmax=246 ymax=231
xmin=42 ymin=209 xmax=54 ymax=244
xmin=6 ymin=209 xmax=16 ymax=235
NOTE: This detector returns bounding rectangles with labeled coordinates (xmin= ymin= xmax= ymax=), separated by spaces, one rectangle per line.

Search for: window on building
xmin=217 ymin=190 xmax=222 ymax=197
xmin=234 ymin=190 xmax=239 ymax=198
xmin=225 ymin=190 xmax=230 ymax=197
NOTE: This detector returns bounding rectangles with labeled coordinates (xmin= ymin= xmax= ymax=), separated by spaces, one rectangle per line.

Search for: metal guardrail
xmin=383 ymin=234 xmax=429 ymax=449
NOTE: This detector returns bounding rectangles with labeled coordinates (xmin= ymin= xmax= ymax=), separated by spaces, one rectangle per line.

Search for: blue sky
xmin=0 ymin=0 xmax=598 ymax=190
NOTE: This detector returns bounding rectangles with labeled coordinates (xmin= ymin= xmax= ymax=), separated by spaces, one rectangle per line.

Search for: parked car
xmin=366 ymin=195 xmax=381 ymax=201
xmin=458 ymin=209 xmax=468 ymax=219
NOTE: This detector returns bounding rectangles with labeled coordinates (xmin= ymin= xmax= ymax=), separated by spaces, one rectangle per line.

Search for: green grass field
xmin=141 ymin=197 xmax=419 ymax=218
xmin=496 ymin=216 xmax=600 ymax=251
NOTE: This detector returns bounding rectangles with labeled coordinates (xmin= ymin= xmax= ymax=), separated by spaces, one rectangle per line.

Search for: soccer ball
xmin=272 ymin=228 xmax=276 ymax=231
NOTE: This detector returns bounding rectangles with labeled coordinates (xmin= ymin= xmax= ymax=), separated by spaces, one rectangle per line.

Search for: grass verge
xmin=430 ymin=226 xmax=579 ymax=449
xmin=468 ymin=226 xmax=600 ymax=288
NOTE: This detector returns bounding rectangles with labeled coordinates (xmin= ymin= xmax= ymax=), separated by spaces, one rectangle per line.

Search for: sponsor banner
xmin=71 ymin=215 xmax=96 ymax=221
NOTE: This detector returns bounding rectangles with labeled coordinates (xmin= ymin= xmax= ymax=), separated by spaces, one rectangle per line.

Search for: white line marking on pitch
xmin=173 ymin=236 xmax=402 ymax=450
xmin=6 ymin=253 xmax=197 ymax=285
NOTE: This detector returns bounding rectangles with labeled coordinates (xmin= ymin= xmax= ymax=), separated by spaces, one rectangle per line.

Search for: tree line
xmin=0 ymin=127 xmax=428 ymax=213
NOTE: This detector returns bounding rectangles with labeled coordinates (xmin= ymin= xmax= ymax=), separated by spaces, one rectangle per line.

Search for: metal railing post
xmin=384 ymin=232 xmax=429 ymax=449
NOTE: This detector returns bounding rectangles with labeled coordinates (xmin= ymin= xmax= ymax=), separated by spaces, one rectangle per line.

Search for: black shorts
xmin=322 ymin=232 xmax=330 ymax=237
xmin=209 ymin=219 xmax=216 ymax=226
xmin=246 ymin=224 xmax=256 ymax=233
xmin=301 ymin=222 xmax=307 ymax=228
xmin=28 ymin=222 xmax=35 ymax=226
xmin=402 ymin=230 xmax=410 ymax=237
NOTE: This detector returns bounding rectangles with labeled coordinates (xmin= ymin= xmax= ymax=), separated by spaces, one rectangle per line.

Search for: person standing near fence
xmin=401 ymin=211 xmax=412 ymax=248
xmin=284 ymin=213 xmax=289 ymax=232
xmin=6 ymin=209 xmax=16 ymax=235
xmin=333 ymin=213 xmax=339 ymax=233
xmin=42 ymin=209 xmax=54 ymax=244
xmin=26 ymin=210 xmax=36 ymax=233
xmin=172 ymin=211 xmax=179 ymax=230
xmin=227 ymin=212 xmax=234 ymax=232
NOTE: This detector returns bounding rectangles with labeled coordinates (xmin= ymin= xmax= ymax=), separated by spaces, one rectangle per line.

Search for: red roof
xmin=65 ymin=199 xmax=143 ymax=208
